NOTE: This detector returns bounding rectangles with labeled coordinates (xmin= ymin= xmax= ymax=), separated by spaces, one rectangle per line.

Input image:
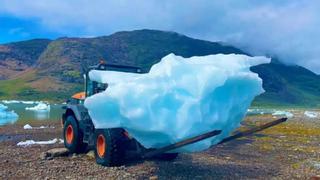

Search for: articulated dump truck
xmin=61 ymin=61 xmax=287 ymax=166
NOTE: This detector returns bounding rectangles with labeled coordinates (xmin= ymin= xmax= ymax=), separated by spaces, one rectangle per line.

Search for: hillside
xmin=37 ymin=30 xmax=245 ymax=82
xmin=251 ymin=59 xmax=320 ymax=107
xmin=0 ymin=29 xmax=319 ymax=107
xmin=0 ymin=39 xmax=51 ymax=80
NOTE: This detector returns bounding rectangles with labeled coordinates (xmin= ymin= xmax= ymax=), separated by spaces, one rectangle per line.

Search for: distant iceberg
xmin=1 ymin=100 xmax=20 ymax=104
xmin=2 ymin=100 xmax=41 ymax=104
xmin=0 ymin=103 xmax=8 ymax=110
xmin=247 ymin=108 xmax=274 ymax=115
xmin=0 ymin=103 xmax=19 ymax=125
xmin=23 ymin=124 xmax=33 ymax=129
xmin=304 ymin=111 xmax=318 ymax=118
xmin=25 ymin=102 xmax=50 ymax=112
xmin=85 ymin=53 xmax=270 ymax=152
xmin=21 ymin=101 xmax=38 ymax=104
xmin=272 ymin=111 xmax=293 ymax=118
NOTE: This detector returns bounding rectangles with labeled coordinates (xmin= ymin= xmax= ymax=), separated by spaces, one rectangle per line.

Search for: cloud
xmin=0 ymin=0 xmax=319 ymax=73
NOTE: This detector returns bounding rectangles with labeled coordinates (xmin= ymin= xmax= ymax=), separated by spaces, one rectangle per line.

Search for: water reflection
xmin=0 ymin=101 xmax=63 ymax=125
xmin=33 ymin=110 xmax=50 ymax=120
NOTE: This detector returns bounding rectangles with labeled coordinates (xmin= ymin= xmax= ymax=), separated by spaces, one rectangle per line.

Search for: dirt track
xmin=0 ymin=112 xmax=319 ymax=179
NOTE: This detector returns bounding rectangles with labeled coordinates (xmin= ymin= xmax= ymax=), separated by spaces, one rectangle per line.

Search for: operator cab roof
xmin=88 ymin=62 xmax=144 ymax=74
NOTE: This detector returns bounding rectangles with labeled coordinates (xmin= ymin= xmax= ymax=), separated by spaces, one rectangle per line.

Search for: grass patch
xmin=0 ymin=71 xmax=36 ymax=98
xmin=0 ymin=71 xmax=82 ymax=103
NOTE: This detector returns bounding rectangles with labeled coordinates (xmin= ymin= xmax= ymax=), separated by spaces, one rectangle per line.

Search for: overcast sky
xmin=0 ymin=0 xmax=319 ymax=73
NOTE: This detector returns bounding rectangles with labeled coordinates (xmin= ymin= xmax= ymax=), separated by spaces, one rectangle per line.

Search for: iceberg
xmin=23 ymin=124 xmax=33 ymax=129
xmin=247 ymin=108 xmax=274 ymax=115
xmin=1 ymin=100 xmax=20 ymax=104
xmin=272 ymin=111 xmax=293 ymax=118
xmin=84 ymin=54 xmax=270 ymax=152
xmin=304 ymin=111 xmax=318 ymax=118
xmin=2 ymin=100 xmax=42 ymax=104
xmin=23 ymin=124 xmax=54 ymax=130
xmin=0 ymin=103 xmax=8 ymax=110
xmin=17 ymin=138 xmax=58 ymax=147
xmin=0 ymin=103 xmax=19 ymax=125
xmin=21 ymin=101 xmax=38 ymax=104
xmin=25 ymin=102 xmax=50 ymax=111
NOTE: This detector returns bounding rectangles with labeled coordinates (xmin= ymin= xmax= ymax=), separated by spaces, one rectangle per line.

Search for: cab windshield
xmin=85 ymin=75 xmax=108 ymax=97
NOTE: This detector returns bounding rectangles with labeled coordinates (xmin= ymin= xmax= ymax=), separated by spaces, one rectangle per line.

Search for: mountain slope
xmin=0 ymin=29 xmax=319 ymax=107
xmin=37 ymin=30 xmax=245 ymax=82
xmin=0 ymin=39 xmax=51 ymax=79
xmin=251 ymin=60 xmax=320 ymax=107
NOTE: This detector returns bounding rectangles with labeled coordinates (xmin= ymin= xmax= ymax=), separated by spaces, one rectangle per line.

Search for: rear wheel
xmin=63 ymin=115 xmax=87 ymax=153
xmin=94 ymin=129 xmax=126 ymax=166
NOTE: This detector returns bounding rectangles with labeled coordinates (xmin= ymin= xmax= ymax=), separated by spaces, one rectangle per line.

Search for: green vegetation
xmin=0 ymin=71 xmax=81 ymax=102
xmin=1 ymin=29 xmax=320 ymax=106
xmin=0 ymin=72 xmax=35 ymax=98
xmin=251 ymin=60 xmax=320 ymax=108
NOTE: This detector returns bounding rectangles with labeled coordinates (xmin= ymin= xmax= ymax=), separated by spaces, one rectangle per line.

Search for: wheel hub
xmin=97 ymin=134 xmax=106 ymax=158
xmin=66 ymin=125 xmax=74 ymax=144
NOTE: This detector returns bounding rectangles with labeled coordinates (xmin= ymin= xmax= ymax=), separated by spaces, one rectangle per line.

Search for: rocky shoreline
xmin=0 ymin=112 xmax=319 ymax=179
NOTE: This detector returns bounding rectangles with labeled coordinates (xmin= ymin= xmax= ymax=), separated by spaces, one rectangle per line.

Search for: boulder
xmin=40 ymin=148 xmax=69 ymax=160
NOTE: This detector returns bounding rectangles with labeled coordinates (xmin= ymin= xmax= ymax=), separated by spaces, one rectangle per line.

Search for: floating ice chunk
xmin=23 ymin=124 xmax=54 ymax=129
xmin=85 ymin=54 xmax=270 ymax=152
xmin=23 ymin=124 xmax=33 ymax=129
xmin=1 ymin=100 xmax=41 ymax=104
xmin=25 ymin=102 xmax=50 ymax=111
xmin=0 ymin=104 xmax=9 ymax=111
xmin=21 ymin=101 xmax=38 ymax=104
xmin=304 ymin=111 xmax=318 ymax=118
xmin=0 ymin=103 xmax=19 ymax=125
xmin=17 ymin=138 xmax=58 ymax=147
xmin=0 ymin=110 xmax=18 ymax=120
xmin=272 ymin=111 xmax=293 ymax=118
xmin=247 ymin=108 xmax=274 ymax=115
xmin=1 ymin=100 xmax=21 ymax=104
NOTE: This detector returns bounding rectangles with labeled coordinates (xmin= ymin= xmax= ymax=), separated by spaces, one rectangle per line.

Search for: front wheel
xmin=94 ymin=129 xmax=126 ymax=166
xmin=63 ymin=115 xmax=87 ymax=153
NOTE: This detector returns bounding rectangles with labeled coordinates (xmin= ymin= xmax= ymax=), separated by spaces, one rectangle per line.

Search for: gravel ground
xmin=0 ymin=111 xmax=319 ymax=179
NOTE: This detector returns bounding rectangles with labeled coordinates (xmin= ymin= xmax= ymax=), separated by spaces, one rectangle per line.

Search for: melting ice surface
xmin=85 ymin=54 xmax=270 ymax=152
xmin=0 ymin=103 xmax=18 ymax=125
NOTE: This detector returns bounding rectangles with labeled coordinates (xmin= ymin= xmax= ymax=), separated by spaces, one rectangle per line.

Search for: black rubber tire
xmin=63 ymin=115 xmax=87 ymax=153
xmin=156 ymin=153 xmax=179 ymax=161
xmin=94 ymin=128 xmax=126 ymax=166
